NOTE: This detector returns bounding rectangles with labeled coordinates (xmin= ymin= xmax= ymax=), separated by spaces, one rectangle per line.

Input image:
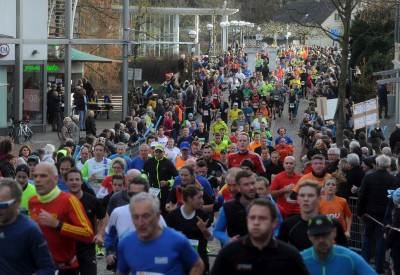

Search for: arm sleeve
xmin=354 ymin=251 xmax=378 ymax=275
xmin=179 ymin=238 xmax=201 ymax=269
xmin=213 ymin=207 xmax=229 ymax=245
xmin=210 ymin=247 xmax=230 ymax=275
xmin=81 ymin=161 xmax=89 ymax=181
xmin=356 ymin=177 xmax=368 ymax=216
xmin=277 ymin=220 xmax=289 ymax=243
xmin=105 ymin=211 xmax=118 ymax=255
xmin=30 ymin=226 xmax=56 ymax=275
xmin=60 ymin=196 xmax=94 ymax=243
xmin=334 ymin=221 xmax=348 ymax=247
xmin=117 ymin=240 xmax=130 ymax=274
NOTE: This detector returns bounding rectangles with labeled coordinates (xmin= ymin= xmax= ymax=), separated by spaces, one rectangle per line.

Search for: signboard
xmin=23 ymin=89 xmax=41 ymax=112
xmin=317 ymin=98 xmax=338 ymax=120
xmin=24 ymin=64 xmax=60 ymax=72
xmin=134 ymin=68 xmax=142 ymax=81
xmin=316 ymin=97 xmax=328 ymax=117
xmin=0 ymin=44 xmax=10 ymax=57
xmin=353 ymin=98 xmax=379 ymax=130
xmin=128 ymin=68 xmax=134 ymax=80
xmin=256 ymin=34 xmax=263 ymax=41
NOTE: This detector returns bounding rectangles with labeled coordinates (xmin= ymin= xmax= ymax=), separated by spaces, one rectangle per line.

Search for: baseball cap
xmin=15 ymin=164 xmax=30 ymax=175
xmin=154 ymin=144 xmax=164 ymax=152
xmin=388 ymin=187 xmax=400 ymax=205
xmin=307 ymin=215 xmax=335 ymax=236
xmin=150 ymin=141 xmax=159 ymax=148
xmin=27 ymin=155 xmax=40 ymax=164
xmin=233 ymin=102 xmax=238 ymax=106
xmin=180 ymin=141 xmax=191 ymax=150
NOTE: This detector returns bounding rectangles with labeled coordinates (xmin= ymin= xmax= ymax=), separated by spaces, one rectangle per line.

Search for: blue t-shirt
xmin=301 ymin=245 xmax=377 ymax=275
xmin=0 ymin=214 xmax=55 ymax=274
xmin=118 ymin=227 xmax=199 ymax=275
xmin=173 ymin=175 xmax=214 ymax=198
xmin=130 ymin=156 xmax=145 ymax=171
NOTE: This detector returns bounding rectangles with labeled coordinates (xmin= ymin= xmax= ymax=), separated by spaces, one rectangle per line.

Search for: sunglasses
xmin=0 ymin=199 xmax=16 ymax=209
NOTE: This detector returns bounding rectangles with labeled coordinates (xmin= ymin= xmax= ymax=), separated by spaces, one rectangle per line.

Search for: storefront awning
xmin=52 ymin=48 xmax=121 ymax=63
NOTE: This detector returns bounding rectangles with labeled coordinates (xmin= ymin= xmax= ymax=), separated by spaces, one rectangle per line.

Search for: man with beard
xmin=198 ymin=145 xmax=227 ymax=180
xmin=214 ymin=170 xmax=258 ymax=245
xmin=264 ymin=151 xmax=284 ymax=183
xmin=301 ymin=215 xmax=375 ymax=274
xmin=211 ymin=198 xmax=309 ymax=275
xmin=270 ymin=156 xmax=302 ymax=218
xmin=228 ymin=133 xmax=266 ymax=175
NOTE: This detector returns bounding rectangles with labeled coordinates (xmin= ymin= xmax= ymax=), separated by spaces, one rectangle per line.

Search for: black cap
xmin=15 ymin=164 xmax=30 ymax=175
xmin=307 ymin=215 xmax=335 ymax=236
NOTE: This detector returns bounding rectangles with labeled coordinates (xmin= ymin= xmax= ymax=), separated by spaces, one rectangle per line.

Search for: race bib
xmin=301 ymin=81 xmax=305 ymax=85
xmin=189 ymin=239 xmax=199 ymax=251
xmin=273 ymin=95 xmax=280 ymax=100
xmin=289 ymin=103 xmax=295 ymax=108
xmin=149 ymin=187 xmax=161 ymax=197
xmin=253 ymin=103 xmax=258 ymax=109
xmin=203 ymin=110 xmax=209 ymax=116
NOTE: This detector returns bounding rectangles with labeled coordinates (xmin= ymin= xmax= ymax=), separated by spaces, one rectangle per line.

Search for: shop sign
xmin=0 ymin=44 xmax=10 ymax=57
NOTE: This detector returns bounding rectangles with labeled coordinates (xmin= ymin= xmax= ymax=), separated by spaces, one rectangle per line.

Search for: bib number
xmin=189 ymin=239 xmax=199 ymax=251
xmin=289 ymin=103 xmax=295 ymax=108
xmin=149 ymin=187 xmax=161 ymax=197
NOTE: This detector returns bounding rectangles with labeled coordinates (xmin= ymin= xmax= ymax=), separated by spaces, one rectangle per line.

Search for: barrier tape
xmin=364 ymin=214 xmax=400 ymax=233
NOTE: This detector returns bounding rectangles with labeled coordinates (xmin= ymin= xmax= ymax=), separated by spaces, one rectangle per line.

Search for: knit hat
xmin=15 ymin=164 xmax=30 ymax=176
xmin=388 ymin=188 xmax=400 ymax=205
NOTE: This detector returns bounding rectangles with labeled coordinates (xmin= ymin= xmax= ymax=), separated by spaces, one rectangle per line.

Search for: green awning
xmin=59 ymin=48 xmax=118 ymax=63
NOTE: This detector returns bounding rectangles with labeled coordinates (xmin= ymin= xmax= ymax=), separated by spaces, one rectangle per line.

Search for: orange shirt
xmin=293 ymin=172 xmax=331 ymax=192
xmin=250 ymin=141 xmax=261 ymax=152
xmin=319 ymin=196 xmax=352 ymax=231
xmin=274 ymin=144 xmax=294 ymax=163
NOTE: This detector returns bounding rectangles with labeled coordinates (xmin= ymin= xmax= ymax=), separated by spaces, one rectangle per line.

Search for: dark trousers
xmin=379 ymin=100 xmax=388 ymax=118
xmin=77 ymin=245 xmax=97 ymax=275
xmin=361 ymin=218 xmax=386 ymax=273
xmin=58 ymin=268 xmax=79 ymax=275
xmin=391 ymin=245 xmax=400 ymax=275
xmin=51 ymin=111 xmax=61 ymax=131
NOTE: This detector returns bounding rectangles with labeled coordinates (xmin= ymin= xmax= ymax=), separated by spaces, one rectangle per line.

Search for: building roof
xmin=112 ymin=5 xmax=239 ymax=16
xmin=272 ymin=1 xmax=336 ymax=25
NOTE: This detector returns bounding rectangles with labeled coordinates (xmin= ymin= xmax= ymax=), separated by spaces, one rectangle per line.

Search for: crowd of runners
xmin=1 ymin=44 xmax=400 ymax=275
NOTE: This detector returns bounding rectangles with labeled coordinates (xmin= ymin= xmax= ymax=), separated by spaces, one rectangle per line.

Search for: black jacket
xmin=223 ymin=194 xmax=248 ymax=238
xmin=47 ymin=91 xmax=61 ymax=113
xmin=357 ymin=169 xmax=399 ymax=221
xmin=85 ymin=117 xmax=96 ymax=136
xmin=337 ymin=165 xmax=364 ymax=200
xmin=211 ymin=236 xmax=309 ymax=275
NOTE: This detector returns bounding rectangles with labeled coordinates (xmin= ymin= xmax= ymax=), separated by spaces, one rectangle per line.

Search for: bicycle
xmin=8 ymin=120 xmax=34 ymax=144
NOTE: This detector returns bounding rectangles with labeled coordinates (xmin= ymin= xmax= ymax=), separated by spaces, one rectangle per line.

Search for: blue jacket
xmin=301 ymin=245 xmax=377 ymax=275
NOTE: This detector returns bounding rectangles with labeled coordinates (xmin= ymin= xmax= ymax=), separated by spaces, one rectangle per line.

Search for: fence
xmin=348 ymin=196 xmax=363 ymax=252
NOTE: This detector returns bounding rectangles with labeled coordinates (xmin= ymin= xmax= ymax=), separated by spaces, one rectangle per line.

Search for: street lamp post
xmin=256 ymin=26 xmax=261 ymax=47
xmin=220 ymin=21 xmax=230 ymax=53
xmin=188 ymin=29 xmax=197 ymax=55
xmin=206 ymin=23 xmax=213 ymax=54
xmin=285 ymin=24 xmax=291 ymax=48
xmin=188 ymin=30 xmax=197 ymax=80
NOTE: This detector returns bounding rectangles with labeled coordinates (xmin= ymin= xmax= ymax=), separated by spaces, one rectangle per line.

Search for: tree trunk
xmin=334 ymin=0 xmax=352 ymax=147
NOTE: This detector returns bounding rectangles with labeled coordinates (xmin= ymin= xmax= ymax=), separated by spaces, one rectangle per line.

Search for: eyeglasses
xmin=0 ymin=199 xmax=16 ymax=209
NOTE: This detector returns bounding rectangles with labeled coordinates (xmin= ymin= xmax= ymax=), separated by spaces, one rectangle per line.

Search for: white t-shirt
xmin=106 ymin=204 xmax=167 ymax=240
xmin=157 ymin=136 xmax=169 ymax=147
xmin=164 ymin=147 xmax=180 ymax=164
